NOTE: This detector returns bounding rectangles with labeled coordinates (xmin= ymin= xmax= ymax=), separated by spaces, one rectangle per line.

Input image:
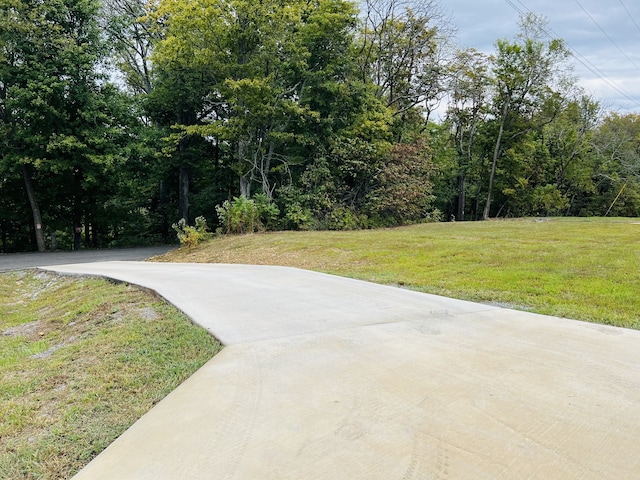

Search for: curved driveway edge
xmin=41 ymin=262 xmax=640 ymax=479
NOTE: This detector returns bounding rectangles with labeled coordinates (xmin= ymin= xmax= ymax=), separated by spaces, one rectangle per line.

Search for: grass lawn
xmin=158 ymin=217 xmax=640 ymax=330
xmin=0 ymin=271 xmax=221 ymax=479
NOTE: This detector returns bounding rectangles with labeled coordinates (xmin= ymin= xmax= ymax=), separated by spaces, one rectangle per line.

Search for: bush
xmin=253 ymin=193 xmax=280 ymax=230
xmin=326 ymin=207 xmax=366 ymax=230
xmin=531 ymin=185 xmax=570 ymax=216
xmin=172 ymin=216 xmax=210 ymax=248
xmin=215 ymin=194 xmax=280 ymax=234
xmin=366 ymin=141 xmax=436 ymax=225
xmin=282 ymin=202 xmax=316 ymax=230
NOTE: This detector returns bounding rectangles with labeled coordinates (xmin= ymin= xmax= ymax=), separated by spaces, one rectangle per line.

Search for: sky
xmin=443 ymin=0 xmax=640 ymax=114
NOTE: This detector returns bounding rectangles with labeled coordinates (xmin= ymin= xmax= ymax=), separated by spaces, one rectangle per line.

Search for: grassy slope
xmin=158 ymin=218 xmax=640 ymax=329
xmin=0 ymin=271 xmax=221 ymax=479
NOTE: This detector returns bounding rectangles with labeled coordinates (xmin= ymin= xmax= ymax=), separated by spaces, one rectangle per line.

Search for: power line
xmin=573 ymin=0 xmax=640 ymax=73
xmin=504 ymin=0 xmax=640 ymax=110
xmin=617 ymin=0 xmax=640 ymax=36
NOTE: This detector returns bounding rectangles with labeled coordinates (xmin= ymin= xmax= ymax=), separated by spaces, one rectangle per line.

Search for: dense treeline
xmin=1 ymin=0 xmax=639 ymax=252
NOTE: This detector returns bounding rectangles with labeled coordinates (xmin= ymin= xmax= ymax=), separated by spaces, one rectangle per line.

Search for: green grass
xmin=0 ymin=271 xmax=221 ymax=479
xmin=159 ymin=217 xmax=640 ymax=329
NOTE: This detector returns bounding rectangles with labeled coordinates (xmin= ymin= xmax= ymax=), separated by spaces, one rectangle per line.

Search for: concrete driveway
xmin=41 ymin=262 xmax=640 ymax=479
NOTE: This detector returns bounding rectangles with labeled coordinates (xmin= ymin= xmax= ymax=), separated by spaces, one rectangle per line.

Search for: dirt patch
xmin=2 ymin=320 xmax=44 ymax=338
xmin=137 ymin=307 xmax=159 ymax=320
xmin=27 ymin=272 xmax=62 ymax=300
xmin=31 ymin=341 xmax=69 ymax=359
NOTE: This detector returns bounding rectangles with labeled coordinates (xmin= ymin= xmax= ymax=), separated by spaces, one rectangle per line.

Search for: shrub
xmin=172 ymin=216 xmax=210 ymax=248
xmin=253 ymin=193 xmax=280 ymax=230
xmin=326 ymin=206 xmax=366 ymax=230
xmin=215 ymin=194 xmax=280 ymax=234
xmin=366 ymin=141 xmax=436 ymax=225
xmin=531 ymin=185 xmax=570 ymax=216
xmin=283 ymin=202 xmax=316 ymax=230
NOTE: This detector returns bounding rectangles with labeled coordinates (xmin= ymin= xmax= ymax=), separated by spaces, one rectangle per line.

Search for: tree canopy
xmin=1 ymin=0 xmax=638 ymax=252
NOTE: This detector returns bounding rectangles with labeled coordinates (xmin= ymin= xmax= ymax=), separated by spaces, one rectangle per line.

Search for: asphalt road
xmin=0 ymin=246 xmax=176 ymax=273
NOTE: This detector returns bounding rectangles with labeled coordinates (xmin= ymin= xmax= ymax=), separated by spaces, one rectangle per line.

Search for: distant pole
xmin=604 ymin=183 xmax=627 ymax=217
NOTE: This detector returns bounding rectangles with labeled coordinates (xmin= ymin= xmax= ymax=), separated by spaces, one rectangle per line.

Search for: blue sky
xmin=444 ymin=0 xmax=640 ymax=113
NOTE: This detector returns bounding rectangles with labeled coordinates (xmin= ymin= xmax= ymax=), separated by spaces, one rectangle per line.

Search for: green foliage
xmin=0 ymin=0 xmax=158 ymax=251
xmin=172 ymin=216 xmax=210 ymax=247
xmin=366 ymin=141 xmax=436 ymax=225
xmin=326 ymin=206 xmax=367 ymax=230
xmin=531 ymin=185 xmax=570 ymax=215
xmin=215 ymin=194 xmax=280 ymax=234
xmin=150 ymin=0 xmax=362 ymax=200
xmin=3 ymin=0 xmax=640 ymax=252
xmin=283 ymin=202 xmax=317 ymax=231
xmin=482 ymin=13 xmax=573 ymax=219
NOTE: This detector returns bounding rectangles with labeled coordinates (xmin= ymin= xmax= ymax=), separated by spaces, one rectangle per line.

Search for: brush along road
xmin=41 ymin=262 xmax=640 ymax=479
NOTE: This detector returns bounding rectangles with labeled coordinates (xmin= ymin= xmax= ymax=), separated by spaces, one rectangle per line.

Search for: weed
xmin=172 ymin=216 xmax=210 ymax=248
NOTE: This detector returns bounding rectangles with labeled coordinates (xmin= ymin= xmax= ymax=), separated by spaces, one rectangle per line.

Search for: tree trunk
xmin=457 ymin=172 xmax=466 ymax=221
xmin=261 ymin=142 xmax=275 ymax=199
xmin=178 ymin=164 xmax=190 ymax=222
xmin=21 ymin=164 xmax=46 ymax=252
xmin=177 ymin=131 xmax=192 ymax=223
xmin=1 ymin=220 xmax=7 ymax=252
xmin=159 ymin=179 xmax=169 ymax=242
xmin=73 ymin=167 xmax=83 ymax=251
xmin=483 ymin=154 xmax=498 ymax=220
xmin=237 ymin=139 xmax=251 ymax=198
xmin=473 ymin=179 xmax=483 ymax=221
xmin=239 ymin=176 xmax=251 ymax=198
xmin=483 ymin=99 xmax=510 ymax=220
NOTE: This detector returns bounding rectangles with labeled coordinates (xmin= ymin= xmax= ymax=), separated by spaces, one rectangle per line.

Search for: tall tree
xmin=0 ymin=0 xmax=129 ymax=251
xmin=151 ymin=0 xmax=359 ymax=202
xmin=542 ymin=95 xmax=600 ymax=214
xmin=358 ymin=0 xmax=451 ymax=129
xmin=446 ymin=48 xmax=490 ymax=220
xmin=103 ymin=0 xmax=156 ymax=95
xmin=483 ymin=13 xmax=572 ymax=219
xmin=590 ymin=112 xmax=640 ymax=216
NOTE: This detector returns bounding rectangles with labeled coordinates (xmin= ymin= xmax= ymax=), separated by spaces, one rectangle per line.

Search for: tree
xmin=483 ymin=13 xmax=572 ymax=219
xmin=590 ymin=113 xmax=640 ymax=216
xmin=358 ymin=0 xmax=451 ymax=131
xmin=0 ymin=0 xmax=135 ymax=251
xmin=542 ymin=95 xmax=600 ymax=214
xmin=103 ymin=0 xmax=156 ymax=95
xmin=144 ymin=0 xmax=221 ymax=223
xmin=151 ymin=0 xmax=360 ymax=203
xmin=446 ymin=48 xmax=490 ymax=220
xmin=366 ymin=140 xmax=435 ymax=224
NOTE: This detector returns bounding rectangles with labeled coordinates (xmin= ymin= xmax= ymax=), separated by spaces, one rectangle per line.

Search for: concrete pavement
xmin=41 ymin=262 xmax=640 ymax=479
